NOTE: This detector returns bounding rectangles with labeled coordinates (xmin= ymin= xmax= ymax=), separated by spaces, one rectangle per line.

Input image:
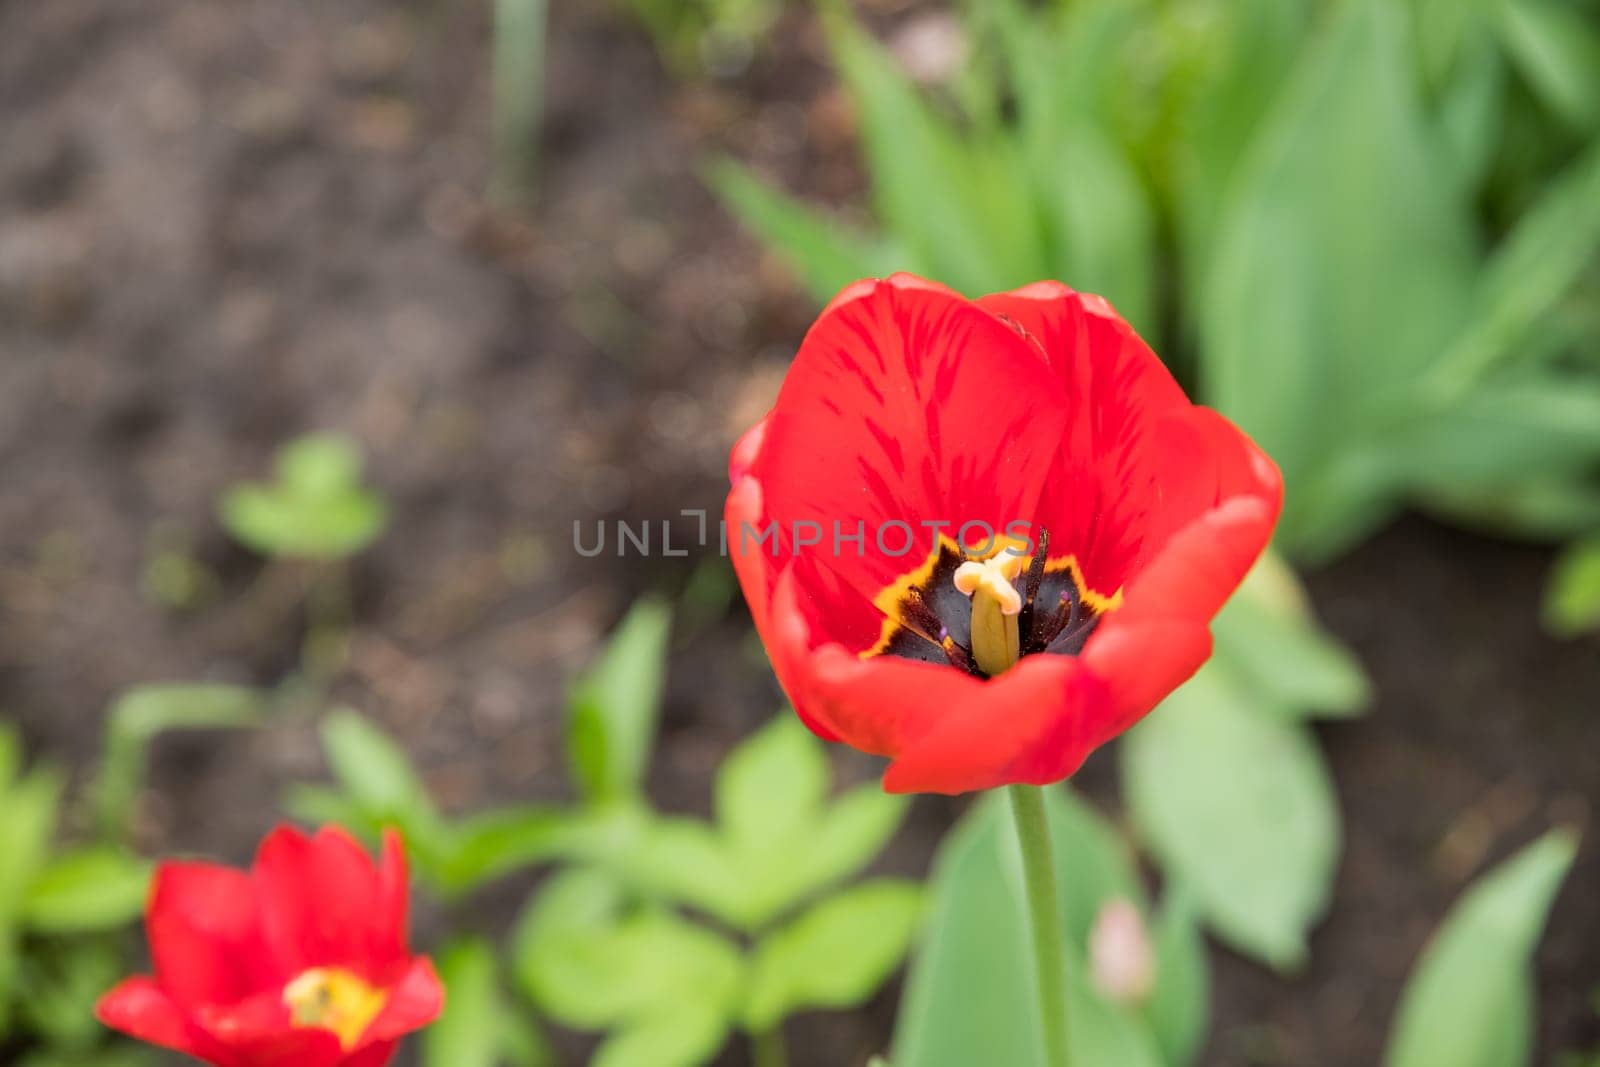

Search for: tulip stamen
xmin=283 ymin=967 xmax=388 ymax=1050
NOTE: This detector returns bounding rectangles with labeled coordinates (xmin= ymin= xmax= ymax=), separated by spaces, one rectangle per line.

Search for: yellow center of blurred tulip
xmin=283 ymin=967 xmax=388 ymax=1050
xmin=954 ymin=548 xmax=1027 ymax=676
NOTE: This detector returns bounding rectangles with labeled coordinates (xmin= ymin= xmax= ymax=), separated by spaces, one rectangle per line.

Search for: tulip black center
xmin=868 ymin=530 xmax=1109 ymax=679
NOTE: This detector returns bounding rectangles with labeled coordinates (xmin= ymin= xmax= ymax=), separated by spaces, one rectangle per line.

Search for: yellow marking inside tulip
xmin=283 ymin=967 xmax=387 ymax=1050
xmin=954 ymin=548 xmax=1027 ymax=676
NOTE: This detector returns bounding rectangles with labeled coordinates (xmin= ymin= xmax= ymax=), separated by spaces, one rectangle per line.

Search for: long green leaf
xmin=95 ymin=684 xmax=262 ymax=840
xmin=1385 ymin=830 xmax=1579 ymax=1067
xmin=1425 ymin=137 xmax=1600 ymax=401
xmin=1499 ymin=0 xmax=1600 ymax=132
xmin=707 ymin=159 xmax=894 ymax=303
xmin=892 ymin=791 xmax=1164 ymax=1067
xmin=824 ymin=7 xmax=1047 ymax=294
xmin=1201 ymin=0 xmax=1478 ymax=553
xmin=1121 ymin=664 xmax=1339 ymax=970
xmin=743 ymin=880 xmax=924 ymax=1031
xmin=568 ymin=599 xmax=672 ymax=805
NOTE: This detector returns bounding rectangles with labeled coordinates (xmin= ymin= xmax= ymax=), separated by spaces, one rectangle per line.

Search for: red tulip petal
xmin=977 ymin=283 xmax=1199 ymax=593
xmin=727 ymin=475 xmax=871 ymax=743
xmin=342 ymin=1042 xmax=400 ymax=1067
xmin=1135 ymin=405 xmax=1284 ymax=564
xmin=728 ymin=417 xmax=768 ymax=484
xmin=147 ymin=862 xmax=276 ymax=1009
xmin=373 ymin=830 xmax=410 ymax=970
xmin=193 ymin=991 xmax=346 ymax=1067
xmin=880 ymin=654 xmax=1112 ymax=795
xmin=363 ymin=957 xmax=444 ymax=1043
xmin=254 ymin=825 xmax=389 ymax=977
xmin=97 ymin=977 xmax=215 ymax=1062
xmin=748 ymin=274 xmax=1068 ymax=630
xmin=801 ymin=640 xmax=981 ymax=759
xmin=1079 ymin=619 xmax=1213 ymax=744
xmin=1104 ymin=496 xmax=1281 ymax=629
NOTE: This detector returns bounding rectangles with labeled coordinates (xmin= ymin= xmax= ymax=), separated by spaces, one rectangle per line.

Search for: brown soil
xmin=0 ymin=2 xmax=1594 ymax=1066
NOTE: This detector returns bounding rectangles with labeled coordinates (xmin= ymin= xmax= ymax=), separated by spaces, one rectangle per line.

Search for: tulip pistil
xmin=954 ymin=550 xmax=1026 ymax=675
xmin=284 ymin=967 xmax=387 ymax=1050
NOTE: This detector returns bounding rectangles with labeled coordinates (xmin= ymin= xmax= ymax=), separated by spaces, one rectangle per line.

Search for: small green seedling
xmin=220 ymin=433 xmax=388 ymax=562
xmin=514 ymin=715 xmax=921 ymax=1067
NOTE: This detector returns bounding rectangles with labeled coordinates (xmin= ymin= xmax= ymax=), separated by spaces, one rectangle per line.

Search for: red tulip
xmin=98 ymin=826 xmax=443 ymax=1067
xmin=727 ymin=274 xmax=1282 ymax=795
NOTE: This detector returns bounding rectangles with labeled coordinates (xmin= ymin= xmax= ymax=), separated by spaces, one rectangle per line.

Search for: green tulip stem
xmin=1009 ymin=784 xmax=1071 ymax=1067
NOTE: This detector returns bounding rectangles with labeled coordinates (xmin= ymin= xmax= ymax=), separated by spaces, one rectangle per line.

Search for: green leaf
xmin=744 ymin=880 xmax=924 ymax=1031
xmin=1436 ymin=25 xmax=1506 ymax=191
xmin=0 ymin=725 xmax=18 ymax=791
xmin=1211 ymin=556 xmax=1369 ymax=718
xmin=715 ymin=716 xmax=829 ymax=854
xmin=1385 ymin=829 xmax=1579 ymax=1067
xmin=568 ymin=599 xmax=672 ymax=804
xmin=706 ymin=159 xmax=895 ymax=304
xmin=219 ymin=433 xmax=388 ymax=560
xmin=1043 ymin=786 xmax=1144 ymax=950
xmin=1429 ymin=476 xmax=1600 ymax=541
xmin=1410 ymin=0 xmax=1502 ymax=90
xmin=591 ymin=1006 xmax=732 ymax=1067
xmin=316 ymin=710 xmax=454 ymax=871
xmin=0 ymin=765 xmax=64 ymax=1032
xmin=95 ymin=683 xmax=263 ymax=839
xmin=1424 ymin=137 xmax=1600 ymax=401
xmin=615 ymin=720 xmax=908 ymax=931
xmin=892 ymin=791 xmax=1164 ymax=1067
xmin=1389 ymin=377 xmax=1600 ymax=495
xmin=1142 ymin=890 xmax=1210 ymax=1067
xmin=795 ymin=784 xmax=912 ymax=900
xmin=282 ymin=784 xmax=365 ymax=831
xmin=1499 ymin=0 xmax=1600 ymax=131
xmin=434 ymin=805 xmax=589 ymax=897
xmin=321 ymin=710 xmax=436 ymax=819
xmin=1042 ymin=119 xmax=1157 ymax=337
xmin=1170 ymin=0 xmax=1314 ymax=283
xmin=15 ymin=1051 xmax=153 ymax=1067
xmin=14 ymin=938 xmax=127 ymax=1049
xmin=22 ymin=847 xmax=150 ymax=934
xmin=425 ymin=938 xmax=553 ymax=1067
xmin=1544 ymin=536 xmax=1600 ymax=636
xmin=513 ymin=870 xmax=741 ymax=1067
xmin=1121 ymin=664 xmax=1339 ymax=970
xmin=612 ymin=816 xmax=747 ymax=924
xmin=1201 ymin=0 xmax=1478 ymax=555
xmin=824 ymin=7 xmax=1048 ymax=295
xmin=424 ymin=939 xmax=500 ymax=1067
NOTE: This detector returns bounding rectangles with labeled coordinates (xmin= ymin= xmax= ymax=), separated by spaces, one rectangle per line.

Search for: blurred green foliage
xmin=893 ymin=788 xmax=1207 ymax=1067
xmin=494 ymin=0 xmax=548 ymax=207
xmin=894 ymin=791 xmax=1578 ymax=1067
xmin=294 ymin=601 xmax=919 ymax=1067
xmin=715 ymin=0 xmax=1600 ymax=563
xmin=220 ymin=433 xmax=388 ymax=562
xmin=0 ymin=684 xmax=262 ymax=1066
xmin=1544 ymin=535 xmax=1600 ymax=634
xmin=619 ymin=0 xmax=784 ymax=76
xmin=1385 ymin=829 xmax=1578 ymax=1067
xmin=711 ymin=0 xmax=1600 ymax=971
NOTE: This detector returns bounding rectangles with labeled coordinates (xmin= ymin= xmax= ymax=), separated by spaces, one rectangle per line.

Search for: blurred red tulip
xmin=727 ymin=274 xmax=1281 ymax=794
xmin=98 ymin=825 xmax=442 ymax=1067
